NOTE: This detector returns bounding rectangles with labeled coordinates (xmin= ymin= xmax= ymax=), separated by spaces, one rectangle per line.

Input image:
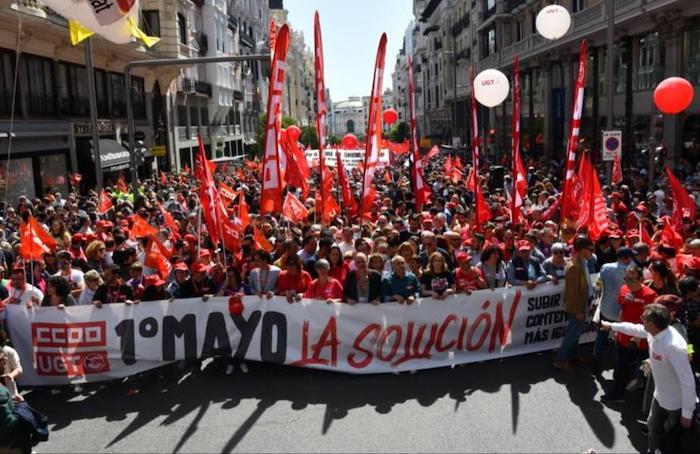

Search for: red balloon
xmin=279 ymin=128 xmax=288 ymax=143
xmin=228 ymin=296 xmax=244 ymax=316
xmin=287 ymin=125 xmax=301 ymax=142
xmin=342 ymin=133 xmax=358 ymax=149
xmin=383 ymin=108 xmax=398 ymax=125
xmin=654 ymin=77 xmax=694 ymax=114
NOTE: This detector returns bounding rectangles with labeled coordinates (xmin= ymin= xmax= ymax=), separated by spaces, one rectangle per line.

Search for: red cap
xmin=421 ymin=213 xmax=433 ymax=223
xmin=184 ymin=234 xmax=197 ymax=244
xmin=173 ymin=262 xmax=188 ymax=272
xmin=686 ymin=256 xmax=700 ymax=271
xmin=191 ymin=261 xmax=209 ymax=273
xmin=611 ymin=191 xmax=621 ymax=198
xmin=456 ymin=252 xmax=471 ymax=264
xmin=609 ymin=230 xmax=623 ymax=239
xmin=199 ymin=249 xmax=211 ymax=257
xmin=144 ymin=274 xmax=166 ymax=287
xmin=517 ymin=240 xmax=531 ymax=251
xmin=72 ymin=233 xmax=84 ymax=242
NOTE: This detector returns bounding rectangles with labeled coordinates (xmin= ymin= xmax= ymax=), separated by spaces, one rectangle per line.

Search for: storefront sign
xmin=602 ymin=130 xmax=622 ymax=161
xmin=7 ymin=281 xmax=601 ymax=385
xmin=150 ymin=145 xmax=166 ymax=157
xmin=420 ymin=138 xmax=432 ymax=148
xmin=73 ymin=121 xmax=116 ymax=137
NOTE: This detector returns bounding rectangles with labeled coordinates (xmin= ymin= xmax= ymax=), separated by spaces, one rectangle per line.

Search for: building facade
xmin=333 ymin=97 xmax=365 ymax=137
xmin=0 ymin=1 xmax=162 ymax=201
xmin=400 ymin=0 xmax=700 ymax=165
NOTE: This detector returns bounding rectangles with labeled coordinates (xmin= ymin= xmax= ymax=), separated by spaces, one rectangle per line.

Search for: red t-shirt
xmin=328 ymin=263 xmax=349 ymax=284
xmin=276 ymin=270 xmax=312 ymax=295
xmin=617 ymin=284 xmax=657 ymax=349
xmin=455 ymin=267 xmax=483 ymax=292
xmin=305 ymin=278 xmax=343 ymax=300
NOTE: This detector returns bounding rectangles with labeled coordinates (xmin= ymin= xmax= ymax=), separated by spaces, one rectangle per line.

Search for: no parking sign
xmin=602 ymin=130 xmax=622 ymax=161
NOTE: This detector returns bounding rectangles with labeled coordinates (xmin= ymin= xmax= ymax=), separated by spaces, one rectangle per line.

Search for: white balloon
xmin=536 ymin=5 xmax=572 ymax=40
xmin=474 ymin=69 xmax=510 ymax=108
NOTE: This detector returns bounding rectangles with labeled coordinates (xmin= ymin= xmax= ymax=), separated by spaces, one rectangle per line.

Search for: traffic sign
xmin=602 ymin=130 xmax=621 ymax=161
xmin=151 ymin=145 xmax=166 ymax=157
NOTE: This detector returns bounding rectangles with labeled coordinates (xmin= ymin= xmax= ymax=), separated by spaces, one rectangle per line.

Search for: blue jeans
xmin=556 ymin=313 xmax=585 ymax=362
xmin=592 ymin=314 xmax=616 ymax=367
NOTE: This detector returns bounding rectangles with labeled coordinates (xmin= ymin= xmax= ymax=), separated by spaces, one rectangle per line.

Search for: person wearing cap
xmin=248 ymin=250 xmax=281 ymax=298
xmin=53 ymin=250 xmax=84 ymax=299
xmin=180 ymin=261 xmax=216 ymax=300
xmin=91 ymin=264 xmax=135 ymax=306
xmin=600 ymin=304 xmax=697 ymax=452
xmin=554 ymin=236 xmax=595 ymax=373
xmin=382 ymin=255 xmax=420 ymax=303
xmin=454 ymin=252 xmax=486 ymax=294
xmin=592 ymin=247 xmax=637 ymax=374
xmin=78 ymin=270 xmax=103 ymax=306
xmin=166 ymin=262 xmax=189 ymax=299
xmin=507 ymin=240 xmax=547 ymax=289
xmin=142 ymin=275 xmax=168 ymax=302
xmin=601 ymin=265 xmax=657 ymax=403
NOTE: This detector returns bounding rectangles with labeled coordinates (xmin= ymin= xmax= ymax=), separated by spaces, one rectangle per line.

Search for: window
xmin=346 ymin=119 xmax=354 ymax=133
xmin=38 ymin=154 xmax=68 ymax=195
xmin=635 ymin=33 xmax=663 ymax=91
xmin=515 ymin=20 xmax=523 ymax=42
xmin=178 ymin=13 xmax=188 ymax=45
xmin=0 ymin=50 xmax=17 ymax=117
xmin=109 ymin=73 xmax=126 ymax=117
xmin=0 ymin=158 xmax=35 ymax=202
xmin=23 ymin=55 xmax=55 ymax=116
xmin=95 ymin=70 xmax=108 ymax=117
xmin=190 ymin=106 xmax=199 ymax=126
xmin=482 ymin=26 xmax=497 ymax=57
xmin=141 ymin=10 xmax=160 ymax=37
xmin=572 ymin=0 xmax=585 ymax=13
xmin=685 ymin=22 xmax=700 ymax=84
xmin=131 ymin=76 xmax=146 ymax=119
xmin=177 ymin=105 xmax=188 ymax=127
xmin=200 ymin=107 xmax=209 ymax=126
xmin=69 ymin=65 xmax=90 ymax=117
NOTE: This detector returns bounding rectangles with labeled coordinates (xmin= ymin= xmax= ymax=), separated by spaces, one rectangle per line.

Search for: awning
xmin=90 ymin=139 xmax=131 ymax=171
xmin=211 ymin=155 xmax=246 ymax=163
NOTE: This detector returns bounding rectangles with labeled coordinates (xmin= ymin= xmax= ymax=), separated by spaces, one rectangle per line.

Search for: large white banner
xmin=6 ymin=282 xmax=600 ymax=385
xmin=305 ymin=148 xmax=391 ymax=169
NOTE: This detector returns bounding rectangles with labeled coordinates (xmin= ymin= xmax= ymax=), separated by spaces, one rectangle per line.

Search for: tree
xmin=300 ymin=125 xmax=319 ymax=149
xmin=328 ymin=134 xmax=341 ymax=146
xmin=254 ymin=114 xmax=299 ymax=157
xmin=388 ymin=121 xmax=409 ymax=142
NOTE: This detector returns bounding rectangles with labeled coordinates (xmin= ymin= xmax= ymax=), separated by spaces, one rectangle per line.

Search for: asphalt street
xmin=24 ymin=348 xmax=647 ymax=453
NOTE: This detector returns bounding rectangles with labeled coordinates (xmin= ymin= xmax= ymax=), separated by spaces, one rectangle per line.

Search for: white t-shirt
xmin=338 ymin=241 xmax=355 ymax=256
xmin=54 ymin=268 xmax=84 ymax=289
xmin=78 ymin=287 xmax=96 ymax=306
xmin=1 ymin=284 xmax=44 ymax=320
xmin=1 ymin=345 xmax=22 ymax=397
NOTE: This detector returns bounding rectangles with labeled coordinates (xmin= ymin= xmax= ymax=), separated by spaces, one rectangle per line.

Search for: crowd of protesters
xmin=0 ymin=146 xmax=698 ymax=453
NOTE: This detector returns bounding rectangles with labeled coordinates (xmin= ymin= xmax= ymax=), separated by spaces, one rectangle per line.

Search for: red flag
xmin=236 ymin=166 xmax=246 ymax=181
xmin=423 ymin=145 xmax=439 ymax=165
xmin=283 ymin=192 xmax=309 ymax=223
xmin=560 ymin=40 xmax=587 ymax=224
xmin=314 ymin=12 xmax=330 ymax=224
xmin=665 ymin=165 xmax=696 ymax=228
xmin=182 ymin=163 xmax=191 ymax=174
xmin=661 ymin=216 xmax=684 ymax=249
xmin=144 ymin=235 xmax=172 ymax=279
xmin=261 ymin=25 xmax=291 ymax=214
xmin=19 ymin=216 xmax=57 ymax=261
xmin=159 ymin=171 xmax=168 ymax=185
xmin=449 ymin=167 xmax=462 ymax=184
xmin=254 ymin=225 xmax=273 ymax=252
xmin=444 ymin=156 xmax=453 ymax=174
xmin=116 ymin=176 xmax=128 ymax=193
xmin=220 ymin=214 xmax=242 ymax=252
xmin=542 ymin=196 xmax=562 ymax=221
xmin=157 ymin=202 xmax=180 ymax=241
xmin=360 ymin=33 xmax=387 ymax=218
xmin=384 ymin=168 xmax=392 ymax=183
xmin=218 ymin=182 xmax=237 ymax=207
xmin=196 ymin=135 xmax=226 ymax=246
xmin=98 ymin=189 xmax=113 ymax=215
xmin=511 ymin=56 xmax=528 ymax=226
xmin=281 ymin=138 xmax=309 ymax=199
xmin=238 ymin=190 xmax=250 ymax=229
xmin=612 ymin=154 xmax=623 ymax=184
xmin=453 ymin=156 xmax=463 ymax=170
xmin=319 ymin=160 xmax=337 ymax=224
xmin=130 ymin=215 xmax=158 ymax=240
xmin=640 ymin=217 xmax=653 ymax=248
xmin=465 ymin=167 xmax=476 ymax=192
xmin=336 ymin=150 xmax=357 ymax=214
xmin=470 ymin=65 xmax=485 ymax=227
xmin=577 ymin=154 xmax=609 ymax=240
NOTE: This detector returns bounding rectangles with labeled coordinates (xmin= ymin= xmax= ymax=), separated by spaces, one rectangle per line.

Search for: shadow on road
xmin=23 ymin=349 xmax=645 ymax=453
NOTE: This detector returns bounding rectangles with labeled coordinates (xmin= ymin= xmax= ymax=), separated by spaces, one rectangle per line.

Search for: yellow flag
xmin=69 ymin=20 xmax=94 ymax=46
xmin=127 ymin=18 xmax=161 ymax=48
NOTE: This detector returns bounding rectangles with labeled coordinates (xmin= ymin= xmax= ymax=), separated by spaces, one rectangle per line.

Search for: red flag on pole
xmin=218 ymin=182 xmax=238 ymax=207
xmin=511 ymin=57 xmax=528 ymax=226
xmin=314 ymin=11 xmax=330 ymax=224
xmin=144 ymin=234 xmax=172 ymax=279
xmin=98 ymin=189 xmax=113 ymax=215
xmin=336 ymin=150 xmax=357 ymax=214
xmin=260 ymin=25 xmax=290 ymax=214
xmin=157 ymin=202 xmax=180 ymax=241
xmin=360 ymin=33 xmax=388 ymax=218
xmin=423 ymin=145 xmax=439 ymax=165
xmin=408 ymin=55 xmax=430 ymax=209
xmin=577 ymin=154 xmax=609 ymax=240
xmin=238 ymin=190 xmax=250 ymax=229
xmin=20 ymin=216 xmax=57 ymax=261
xmin=612 ymin=154 xmax=623 ymax=184
xmin=116 ymin=176 xmax=129 ymax=193
xmin=661 ymin=216 xmax=684 ymax=249
xmin=194 ymin=135 xmax=227 ymax=246
xmin=665 ymin=165 xmax=696 ymax=228
xmin=254 ymin=225 xmax=274 ymax=252
xmin=560 ymin=40 xmax=587 ymax=224
xmin=283 ymin=191 xmax=309 ymax=223
xmin=130 ymin=215 xmax=158 ymax=240
xmin=470 ymin=65 xmax=487 ymax=227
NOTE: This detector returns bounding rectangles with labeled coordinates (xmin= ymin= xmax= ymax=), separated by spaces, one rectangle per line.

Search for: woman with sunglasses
xmin=542 ymin=243 xmax=568 ymax=285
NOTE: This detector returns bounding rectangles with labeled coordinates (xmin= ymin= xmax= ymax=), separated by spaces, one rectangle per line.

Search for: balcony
xmin=177 ymin=126 xmax=190 ymax=141
xmin=240 ymin=33 xmax=255 ymax=49
xmin=451 ymin=11 xmax=470 ymax=37
xmin=180 ymin=78 xmax=212 ymax=97
xmin=228 ymin=16 xmax=238 ymax=32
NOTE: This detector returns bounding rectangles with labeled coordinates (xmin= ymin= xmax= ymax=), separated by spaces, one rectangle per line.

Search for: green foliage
xmin=255 ymin=113 xmax=300 ymax=157
xmin=300 ymin=125 xmax=319 ymax=149
xmin=281 ymin=116 xmax=298 ymax=128
xmin=387 ymin=121 xmax=410 ymax=142
xmin=328 ymin=134 xmax=341 ymax=146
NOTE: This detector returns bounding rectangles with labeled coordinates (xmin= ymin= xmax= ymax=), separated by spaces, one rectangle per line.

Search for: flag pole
xmin=196 ymin=201 xmax=202 ymax=258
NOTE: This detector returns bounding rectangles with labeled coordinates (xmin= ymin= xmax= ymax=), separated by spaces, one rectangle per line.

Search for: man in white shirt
xmin=3 ymin=267 xmax=43 ymax=319
xmin=337 ymin=227 xmax=355 ymax=256
xmin=53 ymin=250 xmax=84 ymax=299
xmin=601 ymin=304 xmax=698 ymax=453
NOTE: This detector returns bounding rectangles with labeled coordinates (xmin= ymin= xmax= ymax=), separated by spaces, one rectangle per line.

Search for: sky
xmin=285 ymin=0 xmax=414 ymax=102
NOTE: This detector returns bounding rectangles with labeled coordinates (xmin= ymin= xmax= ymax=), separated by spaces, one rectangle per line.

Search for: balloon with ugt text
xmin=383 ymin=108 xmax=398 ymax=125
xmin=536 ymin=5 xmax=571 ymax=40
xmin=474 ymin=69 xmax=510 ymax=108
xmin=653 ymin=77 xmax=694 ymax=114
xmin=342 ymin=133 xmax=358 ymax=149
xmin=287 ymin=125 xmax=302 ymax=142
